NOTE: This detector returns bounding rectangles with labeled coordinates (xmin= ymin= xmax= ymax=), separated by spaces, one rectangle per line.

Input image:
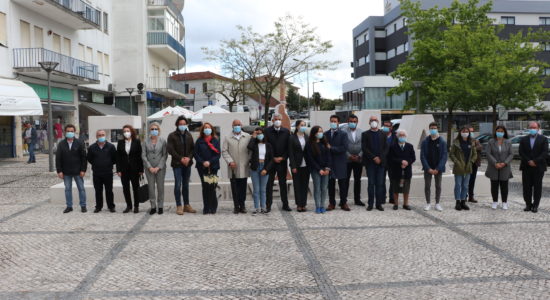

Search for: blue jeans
xmin=173 ymin=166 xmax=192 ymax=206
xmin=250 ymin=163 xmax=269 ymax=210
xmin=454 ymin=174 xmax=471 ymax=200
xmin=64 ymin=175 xmax=86 ymax=208
xmin=28 ymin=142 xmax=35 ymax=162
xmin=311 ymin=171 xmax=329 ymax=209
xmin=366 ymin=163 xmax=385 ymax=206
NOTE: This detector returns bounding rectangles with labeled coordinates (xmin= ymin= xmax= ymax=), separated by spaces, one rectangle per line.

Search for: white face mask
xmin=274 ymin=120 xmax=282 ymax=127
xmin=370 ymin=121 xmax=378 ymax=129
xmin=460 ymin=132 xmax=469 ymax=139
xmin=123 ymin=132 xmax=131 ymax=139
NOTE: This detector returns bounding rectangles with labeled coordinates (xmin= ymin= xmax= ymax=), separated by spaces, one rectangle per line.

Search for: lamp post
xmin=38 ymin=61 xmax=59 ymax=172
xmin=412 ymin=81 xmax=423 ymax=114
xmin=126 ymin=88 xmax=135 ymax=115
xmin=205 ymin=91 xmax=214 ymax=106
xmin=312 ymin=80 xmax=323 ymax=111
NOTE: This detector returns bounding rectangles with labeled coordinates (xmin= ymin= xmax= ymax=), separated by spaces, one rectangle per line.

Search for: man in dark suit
xmin=519 ymin=121 xmax=548 ymax=213
xmin=265 ymin=113 xmax=291 ymax=212
xmin=326 ymin=115 xmax=350 ymax=211
xmin=382 ymin=120 xmax=396 ymax=204
xmin=56 ymin=124 xmax=87 ymax=213
xmin=87 ymin=129 xmax=117 ymax=213
xmin=361 ymin=116 xmax=388 ymax=211
xmin=23 ymin=121 xmax=37 ymax=163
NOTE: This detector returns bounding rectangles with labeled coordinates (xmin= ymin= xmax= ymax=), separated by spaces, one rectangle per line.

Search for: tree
xmin=319 ymin=98 xmax=343 ymax=111
xmin=215 ymin=72 xmax=253 ymax=112
xmin=286 ymin=87 xmax=307 ymax=112
xmin=312 ymin=92 xmax=321 ymax=111
xmin=203 ymin=15 xmax=338 ymax=124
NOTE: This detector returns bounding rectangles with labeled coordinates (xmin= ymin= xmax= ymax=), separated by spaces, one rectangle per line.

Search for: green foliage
xmin=286 ymin=87 xmax=307 ymax=112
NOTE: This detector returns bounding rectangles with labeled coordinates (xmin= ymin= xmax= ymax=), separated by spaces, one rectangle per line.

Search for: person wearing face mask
xmin=142 ymin=122 xmax=168 ymax=215
xmin=485 ymin=125 xmax=513 ymax=210
xmin=305 ymin=126 xmax=332 ymax=214
xmin=167 ymin=116 xmax=197 ymax=215
xmin=194 ymin=123 xmax=221 ymax=214
xmin=325 ymin=115 xmax=350 ymax=211
xmin=449 ymin=126 xmax=478 ymax=211
xmin=467 ymin=127 xmax=483 ymax=203
xmin=361 ymin=116 xmax=388 ymax=211
xmin=264 ymin=114 xmax=291 ymax=212
xmin=382 ymin=120 xmax=396 ymax=204
xmin=288 ymin=120 xmax=310 ymax=212
xmin=87 ymin=129 xmax=117 ymax=213
xmin=420 ymin=122 xmax=448 ymax=211
xmin=116 ymin=125 xmax=144 ymax=214
xmin=56 ymin=124 xmax=87 ymax=214
xmin=519 ymin=121 xmax=548 ymax=213
xmin=343 ymin=114 xmax=365 ymax=207
xmin=248 ymin=127 xmax=274 ymax=214
xmin=387 ymin=130 xmax=416 ymax=210
xmin=222 ymin=119 xmax=252 ymax=214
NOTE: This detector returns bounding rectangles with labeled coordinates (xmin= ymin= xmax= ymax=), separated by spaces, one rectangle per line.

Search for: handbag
xmin=138 ymin=175 xmax=149 ymax=203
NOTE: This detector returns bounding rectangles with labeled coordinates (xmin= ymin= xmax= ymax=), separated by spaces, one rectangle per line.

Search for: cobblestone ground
xmin=1 ymin=154 xmax=550 ymax=300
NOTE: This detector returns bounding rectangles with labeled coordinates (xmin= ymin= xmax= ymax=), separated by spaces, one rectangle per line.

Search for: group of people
xmin=55 ymin=113 xmax=548 ymax=215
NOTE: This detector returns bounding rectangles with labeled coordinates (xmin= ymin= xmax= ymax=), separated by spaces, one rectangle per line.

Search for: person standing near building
xmin=222 ymin=119 xmax=251 ymax=214
xmin=116 ymin=125 xmax=144 ymax=214
xmin=420 ymin=122 xmax=447 ymax=211
xmin=265 ymin=114 xmax=291 ymax=212
xmin=305 ymin=126 xmax=332 ymax=214
xmin=344 ymin=114 xmax=365 ymax=206
xmin=87 ymin=129 xmax=117 ymax=213
xmin=23 ymin=121 xmax=37 ymax=164
xmin=248 ymin=127 xmax=273 ymax=215
xmin=388 ymin=130 xmax=416 ymax=210
xmin=449 ymin=126 xmax=478 ymax=211
xmin=142 ymin=122 xmax=168 ymax=215
xmin=288 ymin=120 xmax=310 ymax=212
xmin=467 ymin=126 xmax=483 ymax=203
xmin=361 ymin=116 xmax=388 ymax=211
xmin=519 ymin=121 xmax=548 ymax=213
xmin=325 ymin=115 xmax=350 ymax=211
xmin=485 ymin=125 xmax=513 ymax=210
xmin=194 ymin=122 xmax=221 ymax=214
xmin=382 ymin=120 xmax=396 ymax=204
xmin=167 ymin=116 xmax=197 ymax=215
xmin=56 ymin=124 xmax=87 ymax=213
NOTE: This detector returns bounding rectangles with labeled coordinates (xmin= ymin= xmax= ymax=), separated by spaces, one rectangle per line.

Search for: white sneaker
xmin=435 ymin=203 xmax=443 ymax=211
xmin=491 ymin=202 xmax=498 ymax=210
xmin=502 ymin=203 xmax=509 ymax=210
xmin=424 ymin=204 xmax=431 ymax=211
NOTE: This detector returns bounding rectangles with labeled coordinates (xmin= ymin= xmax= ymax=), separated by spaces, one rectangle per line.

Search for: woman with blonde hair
xmin=142 ymin=122 xmax=168 ymax=215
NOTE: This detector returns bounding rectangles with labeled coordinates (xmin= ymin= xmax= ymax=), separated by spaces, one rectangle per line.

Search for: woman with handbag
xmin=116 ymin=125 xmax=144 ymax=214
xmin=194 ymin=122 xmax=221 ymax=214
xmin=248 ymin=127 xmax=273 ymax=215
xmin=485 ymin=125 xmax=513 ymax=210
xmin=142 ymin=122 xmax=168 ymax=215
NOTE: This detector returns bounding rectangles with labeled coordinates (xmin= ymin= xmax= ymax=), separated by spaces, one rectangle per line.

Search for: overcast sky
xmin=182 ymin=0 xmax=384 ymax=100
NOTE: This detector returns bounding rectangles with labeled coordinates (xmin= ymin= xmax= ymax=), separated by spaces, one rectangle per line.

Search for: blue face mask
xmin=398 ymin=137 xmax=407 ymax=143
xmin=150 ymin=129 xmax=159 ymax=136
xmin=348 ymin=122 xmax=357 ymax=129
xmin=178 ymin=125 xmax=187 ymax=132
xmin=299 ymin=127 xmax=307 ymax=133
xmin=203 ymin=128 xmax=212 ymax=136
xmin=65 ymin=132 xmax=75 ymax=139
xmin=330 ymin=122 xmax=338 ymax=130
xmin=496 ymin=132 xmax=505 ymax=138
xmin=257 ymin=134 xmax=264 ymax=141
xmin=97 ymin=137 xmax=106 ymax=143
xmin=529 ymin=129 xmax=538 ymax=136
xmin=429 ymin=129 xmax=438 ymax=136
xmin=382 ymin=127 xmax=390 ymax=133
xmin=316 ymin=133 xmax=324 ymax=140
xmin=233 ymin=126 xmax=241 ymax=133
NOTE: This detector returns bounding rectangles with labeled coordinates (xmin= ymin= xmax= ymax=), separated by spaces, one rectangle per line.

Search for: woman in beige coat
xmin=485 ymin=125 xmax=513 ymax=210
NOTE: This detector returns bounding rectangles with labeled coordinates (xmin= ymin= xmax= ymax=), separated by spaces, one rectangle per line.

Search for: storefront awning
xmin=80 ymin=102 xmax=128 ymax=116
xmin=41 ymin=103 xmax=76 ymax=111
xmin=0 ymin=78 xmax=43 ymax=116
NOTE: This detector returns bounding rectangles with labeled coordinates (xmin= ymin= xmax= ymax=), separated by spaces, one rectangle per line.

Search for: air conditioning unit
xmin=134 ymin=94 xmax=145 ymax=102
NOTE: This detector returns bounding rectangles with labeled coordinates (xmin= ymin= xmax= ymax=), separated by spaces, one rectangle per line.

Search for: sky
xmin=182 ymin=0 xmax=384 ymax=100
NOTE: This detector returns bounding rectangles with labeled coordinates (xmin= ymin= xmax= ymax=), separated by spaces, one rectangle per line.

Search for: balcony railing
xmin=148 ymin=76 xmax=186 ymax=94
xmin=148 ymin=0 xmax=184 ymax=24
xmin=47 ymin=0 xmax=101 ymax=26
xmin=147 ymin=32 xmax=186 ymax=60
xmin=13 ymin=48 xmax=99 ymax=82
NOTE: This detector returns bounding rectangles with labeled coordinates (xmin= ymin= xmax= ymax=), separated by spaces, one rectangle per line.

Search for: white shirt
xmin=298 ymin=135 xmax=307 ymax=167
xmin=125 ymin=140 xmax=131 ymax=154
xmin=258 ymin=143 xmax=266 ymax=160
xmin=233 ymin=133 xmax=242 ymax=140
xmin=25 ymin=128 xmax=32 ymax=138
xmin=351 ymin=130 xmax=357 ymax=142
xmin=67 ymin=140 xmax=73 ymax=150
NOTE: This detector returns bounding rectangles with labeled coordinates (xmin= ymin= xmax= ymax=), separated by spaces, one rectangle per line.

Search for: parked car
xmin=476 ymin=133 xmax=494 ymax=157
xmin=510 ymin=135 xmax=550 ymax=165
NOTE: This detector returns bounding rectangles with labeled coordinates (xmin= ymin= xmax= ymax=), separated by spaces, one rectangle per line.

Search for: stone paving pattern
xmin=1 ymin=154 xmax=550 ymax=299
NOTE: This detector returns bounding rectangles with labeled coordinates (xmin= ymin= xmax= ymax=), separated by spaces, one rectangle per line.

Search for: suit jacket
xmin=55 ymin=138 xmax=87 ymax=175
xmin=420 ymin=136 xmax=448 ymax=173
xmin=288 ymin=134 xmax=307 ymax=169
xmin=519 ymin=134 xmax=548 ymax=172
xmin=248 ymin=139 xmax=274 ymax=172
xmin=343 ymin=126 xmax=363 ymax=160
xmin=142 ymin=137 xmax=168 ymax=170
xmin=485 ymin=139 xmax=514 ymax=181
xmin=167 ymin=129 xmax=195 ymax=168
xmin=116 ymin=139 xmax=144 ymax=174
xmin=265 ymin=126 xmax=290 ymax=160
xmin=87 ymin=142 xmax=116 ymax=175
xmin=194 ymin=137 xmax=221 ymax=173
xmin=387 ymin=142 xmax=416 ymax=180
xmin=325 ymin=129 xmax=348 ymax=179
xmin=222 ymin=133 xmax=252 ymax=178
xmin=361 ymin=129 xmax=388 ymax=167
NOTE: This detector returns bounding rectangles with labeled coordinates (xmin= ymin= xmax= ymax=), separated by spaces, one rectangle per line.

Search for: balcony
xmin=147 ymin=0 xmax=185 ymax=25
xmin=12 ymin=0 xmax=101 ymax=30
xmin=147 ymin=32 xmax=186 ymax=69
xmin=147 ymin=76 xmax=186 ymax=98
xmin=13 ymin=48 xmax=99 ymax=84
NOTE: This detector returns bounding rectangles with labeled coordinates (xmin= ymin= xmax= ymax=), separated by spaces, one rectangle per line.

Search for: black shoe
xmin=403 ymin=205 xmax=411 ymax=211
xmin=81 ymin=207 xmax=87 ymax=213
xmin=109 ymin=208 xmax=116 ymax=213
xmin=355 ymin=201 xmax=366 ymax=206
xmin=158 ymin=208 xmax=163 ymax=215
xmin=376 ymin=205 xmax=384 ymax=211
xmin=240 ymin=207 xmax=248 ymax=214
xmin=524 ymin=206 xmax=532 ymax=212
xmin=455 ymin=201 xmax=462 ymax=211
xmin=460 ymin=200 xmax=470 ymax=211
xmin=133 ymin=207 xmax=139 ymax=214
xmin=393 ymin=205 xmax=398 ymax=210
xmin=233 ymin=208 xmax=240 ymax=214
xmin=282 ymin=206 xmax=292 ymax=212
xmin=532 ymin=207 xmax=538 ymax=213
xmin=149 ymin=208 xmax=157 ymax=215
xmin=468 ymin=198 xmax=478 ymax=203
xmin=63 ymin=207 xmax=73 ymax=214
xmin=389 ymin=199 xmax=395 ymax=204
xmin=93 ymin=208 xmax=101 ymax=213
xmin=366 ymin=205 xmax=373 ymax=211
xmin=123 ymin=207 xmax=132 ymax=213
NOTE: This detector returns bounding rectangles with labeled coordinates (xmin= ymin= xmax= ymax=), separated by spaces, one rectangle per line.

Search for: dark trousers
xmin=384 ymin=169 xmax=395 ymax=203
xmin=173 ymin=166 xmax=191 ymax=206
xmin=93 ymin=173 xmax=115 ymax=210
xmin=468 ymin=163 xmax=479 ymax=199
xmin=329 ymin=177 xmax=348 ymax=206
xmin=230 ymin=178 xmax=248 ymax=210
xmin=266 ymin=161 xmax=289 ymax=209
xmin=366 ymin=163 xmax=385 ymax=207
xmin=292 ymin=166 xmax=310 ymax=207
xmin=27 ymin=142 xmax=36 ymax=162
xmin=491 ymin=180 xmax=509 ymax=203
xmin=121 ymin=171 xmax=139 ymax=209
xmin=344 ymin=161 xmax=363 ymax=203
xmin=522 ymin=168 xmax=544 ymax=208
xmin=198 ymin=169 xmax=218 ymax=214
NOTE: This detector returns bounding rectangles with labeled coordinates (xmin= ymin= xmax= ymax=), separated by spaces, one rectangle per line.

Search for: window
xmin=364 ymin=32 xmax=369 ymax=42
xmin=543 ymin=43 xmax=550 ymax=51
xmin=544 ymin=68 xmax=550 ymax=76
xmin=0 ymin=12 xmax=7 ymax=46
xmin=63 ymin=37 xmax=71 ymax=56
xmin=202 ymin=82 xmax=208 ymax=93
xmin=34 ymin=26 xmax=43 ymax=48
xmin=96 ymin=51 xmax=103 ymax=73
xmin=184 ymin=83 xmax=189 ymax=94
xmin=405 ymin=42 xmax=410 ymax=52
xmin=52 ymin=33 xmax=61 ymax=53
xmin=86 ymin=46 xmax=92 ymax=63
xmin=501 ymin=16 xmax=515 ymax=25
xmin=20 ymin=20 xmax=31 ymax=48
xmin=103 ymin=53 xmax=110 ymax=75
xmin=387 ymin=49 xmax=396 ymax=59
xmin=366 ymin=55 xmax=370 ymax=63
xmin=103 ymin=12 xmax=108 ymax=33
xmin=78 ymin=43 xmax=85 ymax=61
xmin=403 ymin=18 xmax=407 ymax=27
xmin=394 ymin=23 xmax=397 ymax=32
xmin=540 ymin=17 xmax=550 ymax=25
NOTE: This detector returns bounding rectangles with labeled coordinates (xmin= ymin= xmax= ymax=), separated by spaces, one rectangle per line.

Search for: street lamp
xmin=126 ymin=88 xmax=135 ymax=115
xmin=293 ymin=59 xmax=310 ymax=114
xmin=312 ymin=80 xmax=323 ymax=111
xmin=205 ymin=91 xmax=214 ymax=106
xmin=38 ymin=61 xmax=59 ymax=172
xmin=412 ymin=81 xmax=423 ymax=114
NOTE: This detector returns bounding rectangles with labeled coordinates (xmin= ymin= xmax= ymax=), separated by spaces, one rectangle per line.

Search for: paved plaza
xmin=1 ymin=154 xmax=550 ymax=299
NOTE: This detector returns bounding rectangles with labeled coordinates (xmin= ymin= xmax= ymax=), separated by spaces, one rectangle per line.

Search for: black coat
xmin=361 ymin=130 xmax=388 ymax=167
xmin=387 ymin=142 xmax=416 ymax=180
xmin=519 ymin=134 xmax=548 ymax=172
xmin=265 ymin=126 xmax=290 ymax=160
xmin=248 ymin=139 xmax=274 ymax=172
xmin=167 ymin=129 xmax=195 ymax=168
xmin=325 ymin=129 xmax=348 ymax=179
xmin=87 ymin=142 xmax=116 ymax=175
xmin=116 ymin=139 xmax=144 ymax=174
xmin=194 ymin=137 xmax=221 ymax=173
xmin=305 ymin=141 xmax=332 ymax=172
xmin=288 ymin=134 xmax=307 ymax=169
xmin=55 ymin=139 xmax=87 ymax=175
